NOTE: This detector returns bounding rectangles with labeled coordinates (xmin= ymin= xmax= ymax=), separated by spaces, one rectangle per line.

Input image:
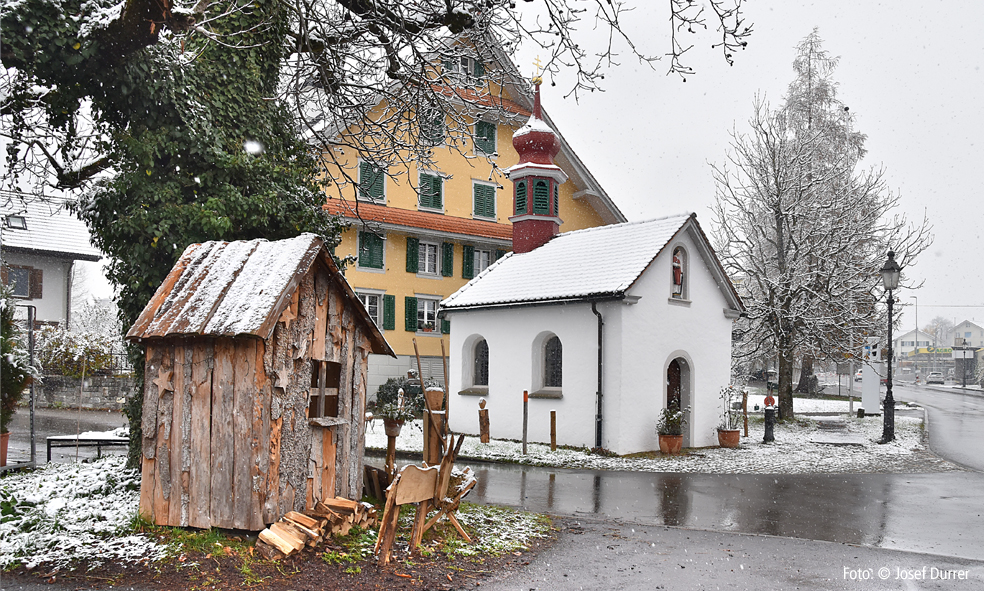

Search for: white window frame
xmin=355 ymin=290 xmax=384 ymax=328
xmin=6 ymin=266 xmax=31 ymax=299
xmin=417 ymin=241 xmax=440 ymax=276
xmin=416 ymin=296 xmax=440 ymax=334
xmin=473 ymin=248 xmax=493 ymax=275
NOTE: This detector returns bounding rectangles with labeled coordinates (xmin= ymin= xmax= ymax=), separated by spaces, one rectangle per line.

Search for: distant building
xmin=952 ymin=320 xmax=984 ymax=348
xmin=1 ymin=199 xmax=102 ymax=326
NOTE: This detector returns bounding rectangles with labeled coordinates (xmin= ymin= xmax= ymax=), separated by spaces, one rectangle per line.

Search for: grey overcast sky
xmin=520 ymin=1 xmax=983 ymax=331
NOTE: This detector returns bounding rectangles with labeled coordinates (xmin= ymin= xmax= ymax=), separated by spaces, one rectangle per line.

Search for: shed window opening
xmin=417 ymin=299 xmax=439 ymax=331
xmin=544 ymin=336 xmax=562 ymax=388
xmin=6 ymin=216 xmax=26 ymax=230
xmin=474 ymin=339 xmax=489 ymax=386
xmin=309 ymin=360 xmax=342 ymax=419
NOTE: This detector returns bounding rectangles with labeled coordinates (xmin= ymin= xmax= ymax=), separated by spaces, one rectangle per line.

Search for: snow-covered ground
xmin=366 ymin=398 xmax=959 ymax=475
xmin=0 ymin=455 xmax=166 ymax=570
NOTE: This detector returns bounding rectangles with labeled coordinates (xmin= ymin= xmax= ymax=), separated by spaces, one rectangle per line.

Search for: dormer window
xmin=6 ymin=216 xmax=26 ymax=230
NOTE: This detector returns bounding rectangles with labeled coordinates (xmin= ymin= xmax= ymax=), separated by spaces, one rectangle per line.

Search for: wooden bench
xmin=46 ymin=434 xmax=130 ymax=462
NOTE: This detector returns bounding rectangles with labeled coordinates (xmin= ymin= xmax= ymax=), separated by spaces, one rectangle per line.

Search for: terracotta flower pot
xmin=658 ymin=434 xmax=683 ymax=454
xmin=717 ymin=428 xmax=740 ymax=448
xmin=383 ymin=418 xmax=405 ymax=437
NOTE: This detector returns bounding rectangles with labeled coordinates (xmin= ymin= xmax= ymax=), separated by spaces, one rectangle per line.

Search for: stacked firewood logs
xmin=255 ymin=497 xmax=378 ymax=560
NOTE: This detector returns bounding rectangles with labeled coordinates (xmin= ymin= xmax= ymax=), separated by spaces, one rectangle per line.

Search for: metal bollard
xmin=763 ymin=406 xmax=776 ymax=443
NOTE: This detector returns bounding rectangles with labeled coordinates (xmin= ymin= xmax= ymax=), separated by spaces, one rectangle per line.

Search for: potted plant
xmin=655 ymin=402 xmax=688 ymax=454
xmin=1 ymin=286 xmax=35 ymax=466
xmin=717 ymin=385 xmax=743 ymax=448
xmin=377 ymin=401 xmax=416 ymax=436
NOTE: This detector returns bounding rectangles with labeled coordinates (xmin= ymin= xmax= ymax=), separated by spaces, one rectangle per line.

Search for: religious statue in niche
xmin=672 ymin=247 xmax=685 ymax=297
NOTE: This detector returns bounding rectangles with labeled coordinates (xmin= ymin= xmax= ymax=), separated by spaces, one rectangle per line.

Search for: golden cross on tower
xmin=532 ymin=56 xmax=543 ymax=86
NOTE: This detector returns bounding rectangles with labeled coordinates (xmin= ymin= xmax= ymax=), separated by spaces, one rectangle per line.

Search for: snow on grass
xmin=0 ymin=455 xmax=165 ymax=570
xmin=365 ymin=405 xmax=959 ymax=475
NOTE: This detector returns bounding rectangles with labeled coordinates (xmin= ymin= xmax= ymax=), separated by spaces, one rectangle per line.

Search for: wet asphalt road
xmin=893 ymin=383 xmax=984 ymax=471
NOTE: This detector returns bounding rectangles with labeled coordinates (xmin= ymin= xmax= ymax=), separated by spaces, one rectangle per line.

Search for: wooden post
xmin=550 ymin=409 xmax=556 ymax=451
xmin=522 ymin=390 xmax=528 ymax=455
xmin=742 ymin=389 xmax=749 ymax=438
xmin=424 ymin=388 xmax=444 ymax=466
xmin=413 ymin=338 xmax=426 ymax=463
xmin=478 ymin=398 xmax=490 ymax=443
xmin=385 ymin=435 xmax=397 ymax=477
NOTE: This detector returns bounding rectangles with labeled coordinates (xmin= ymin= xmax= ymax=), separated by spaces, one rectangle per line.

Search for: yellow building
xmin=324 ymin=47 xmax=625 ymax=392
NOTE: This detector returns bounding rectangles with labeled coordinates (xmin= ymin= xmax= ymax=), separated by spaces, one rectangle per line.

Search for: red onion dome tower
xmin=505 ymin=78 xmax=567 ymax=253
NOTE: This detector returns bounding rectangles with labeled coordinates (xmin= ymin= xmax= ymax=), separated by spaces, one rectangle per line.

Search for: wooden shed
xmin=126 ymin=233 xmax=394 ymax=531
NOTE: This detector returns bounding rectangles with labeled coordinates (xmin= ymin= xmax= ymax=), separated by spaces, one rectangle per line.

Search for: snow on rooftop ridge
xmin=442 ymin=214 xmax=695 ymax=309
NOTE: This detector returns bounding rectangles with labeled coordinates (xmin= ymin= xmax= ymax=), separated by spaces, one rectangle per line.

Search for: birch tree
xmin=712 ymin=30 xmax=932 ymax=419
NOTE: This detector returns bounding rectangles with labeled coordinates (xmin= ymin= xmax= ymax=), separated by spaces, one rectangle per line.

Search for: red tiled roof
xmin=324 ymin=199 xmax=513 ymax=242
xmin=431 ymin=84 xmax=531 ymax=117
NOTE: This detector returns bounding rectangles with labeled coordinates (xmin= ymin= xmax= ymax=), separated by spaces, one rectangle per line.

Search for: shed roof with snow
xmin=441 ymin=213 xmax=743 ymax=312
xmin=127 ymin=233 xmax=392 ymax=355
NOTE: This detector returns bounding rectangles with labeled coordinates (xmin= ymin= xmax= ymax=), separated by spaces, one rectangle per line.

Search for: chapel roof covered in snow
xmin=441 ymin=213 xmax=743 ymax=311
xmin=127 ymin=233 xmax=393 ymax=355
xmin=1 ymin=198 xmax=102 ymax=261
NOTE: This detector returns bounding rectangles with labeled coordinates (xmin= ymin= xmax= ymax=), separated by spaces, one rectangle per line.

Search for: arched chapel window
xmin=544 ymin=336 xmax=562 ymax=388
xmin=474 ymin=339 xmax=489 ymax=387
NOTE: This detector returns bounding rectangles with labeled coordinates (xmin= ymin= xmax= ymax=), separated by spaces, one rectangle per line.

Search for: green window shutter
xmin=406 ymin=237 xmax=419 ymax=273
xmin=495 ymin=249 xmax=508 ymax=261
xmin=533 ymin=180 xmax=550 ymax=214
xmin=359 ymin=161 xmax=384 ymax=201
xmin=462 ymin=245 xmax=475 ymax=279
xmin=420 ymin=173 xmax=443 ymax=209
xmin=475 ymin=121 xmax=495 ymax=154
xmin=441 ymin=318 xmax=451 ymax=334
xmin=553 ymin=183 xmax=559 ymax=216
xmin=383 ymin=294 xmax=395 ymax=330
xmin=515 ymin=181 xmax=527 ymax=214
xmin=441 ymin=242 xmax=454 ymax=277
xmin=473 ymin=183 xmax=495 ymax=219
xmin=359 ymin=232 xmax=383 ymax=269
xmin=431 ymin=174 xmax=443 ymax=208
xmin=473 ymin=58 xmax=485 ymax=78
xmin=404 ymin=297 xmax=418 ymax=331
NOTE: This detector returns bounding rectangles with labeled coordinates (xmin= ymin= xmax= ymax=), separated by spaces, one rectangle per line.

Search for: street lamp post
xmin=910 ymin=295 xmax=918 ymax=379
xmin=880 ymin=251 xmax=902 ymax=444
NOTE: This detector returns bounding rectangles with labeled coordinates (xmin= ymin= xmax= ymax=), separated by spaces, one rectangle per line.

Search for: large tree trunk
xmin=795 ymin=357 xmax=814 ymax=393
xmin=777 ymin=347 xmax=796 ymax=420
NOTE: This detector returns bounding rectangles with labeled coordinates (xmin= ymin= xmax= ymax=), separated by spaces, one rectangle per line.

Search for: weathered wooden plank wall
xmin=138 ymin=256 xmax=377 ymax=530
xmin=189 ymin=343 xmax=213 ymax=528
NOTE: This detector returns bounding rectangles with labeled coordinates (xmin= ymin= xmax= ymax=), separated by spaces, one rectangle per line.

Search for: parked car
xmin=926 ymin=371 xmax=945 ymax=385
xmin=855 ymin=370 xmax=863 ymax=382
